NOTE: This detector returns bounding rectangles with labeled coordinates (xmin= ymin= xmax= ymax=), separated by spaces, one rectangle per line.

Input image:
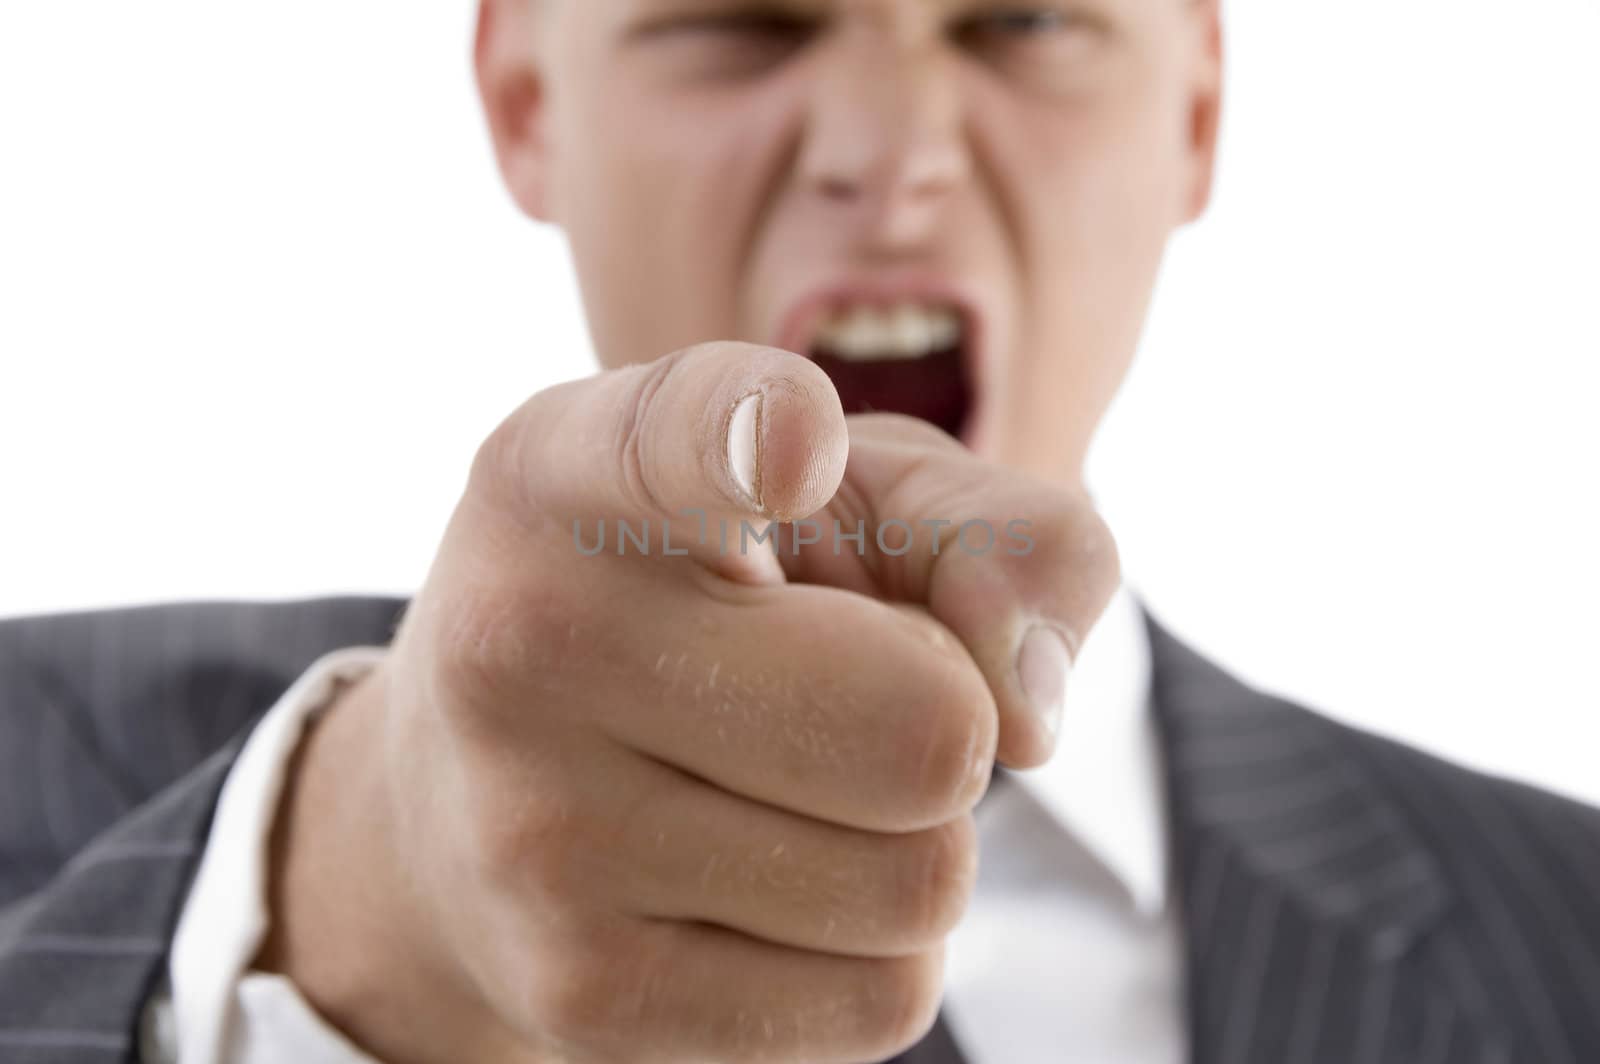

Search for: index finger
xmin=778 ymin=414 xmax=1122 ymax=769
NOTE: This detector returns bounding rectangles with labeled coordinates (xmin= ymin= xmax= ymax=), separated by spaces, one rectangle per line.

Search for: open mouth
xmin=796 ymin=301 xmax=976 ymax=441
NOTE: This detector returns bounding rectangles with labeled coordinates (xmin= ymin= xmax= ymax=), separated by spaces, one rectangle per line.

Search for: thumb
xmin=473 ymin=341 xmax=849 ymax=582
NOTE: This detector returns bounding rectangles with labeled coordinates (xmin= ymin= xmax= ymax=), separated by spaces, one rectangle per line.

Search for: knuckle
xmin=1035 ymin=500 xmax=1121 ymax=591
xmin=612 ymin=352 xmax=685 ymax=517
xmin=469 ymin=395 xmax=542 ymax=510
xmin=904 ymin=675 xmax=997 ymax=823
xmin=892 ymin=817 xmax=979 ymax=945
xmin=561 ymin=920 xmax=685 ymax=1055
xmin=862 ymin=952 xmax=945 ymax=1058
xmin=427 ymin=559 xmax=588 ymax=705
xmin=1079 ymin=510 xmax=1123 ymax=595
xmin=467 ymin=778 xmax=584 ymax=903
xmin=468 ymin=381 xmax=588 ymax=518
xmin=1014 ymin=499 xmax=1122 ymax=645
xmin=431 ymin=584 xmax=546 ymax=701
xmin=525 ymin=921 xmax=639 ymax=1045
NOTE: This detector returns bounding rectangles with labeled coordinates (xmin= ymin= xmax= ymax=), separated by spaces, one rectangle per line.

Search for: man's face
xmin=480 ymin=0 xmax=1221 ymax=484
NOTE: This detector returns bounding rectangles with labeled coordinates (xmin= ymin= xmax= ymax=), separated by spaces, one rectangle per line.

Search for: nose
xmin=797 ymin=33 xmax=969 ymax=242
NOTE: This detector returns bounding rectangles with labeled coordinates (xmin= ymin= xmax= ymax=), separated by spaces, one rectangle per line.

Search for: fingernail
xmin=1016 ymin=624 xmax=1073 ymax=747
xmin=728 ymin=392 xmax=762 ymax=507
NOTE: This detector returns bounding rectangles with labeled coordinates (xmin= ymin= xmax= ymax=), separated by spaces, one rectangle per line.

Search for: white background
xmin=2 ymin=2 xmax=1597 ymax=800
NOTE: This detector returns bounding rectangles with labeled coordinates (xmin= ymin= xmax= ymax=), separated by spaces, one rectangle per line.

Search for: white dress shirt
xmin=141 ymin=582 xmax=1185 ymax=1064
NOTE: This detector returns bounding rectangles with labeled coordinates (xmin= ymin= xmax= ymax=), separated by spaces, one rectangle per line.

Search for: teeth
xmin=813 ymin=303 xmax=963 ymax=362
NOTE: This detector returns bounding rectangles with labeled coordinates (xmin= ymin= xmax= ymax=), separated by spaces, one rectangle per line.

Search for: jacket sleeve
xmin=0 ymin=597 xmax=405 ymax=907
xmin=0 ymin=597 xmax=404 ymax=1064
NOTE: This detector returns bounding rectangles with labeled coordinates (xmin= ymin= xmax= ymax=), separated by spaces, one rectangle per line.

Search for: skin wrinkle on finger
xmin=550 ymin=551 xmax=990 ymax=825
xmin=448 ymin=648 xmax=949 ymax=959
xmin=698 ymin=836 xmax=879 ymax=950
xmin=662 ymin=647 xmax=860 ymax=806
xmin=644 ymin=813 xmax=941 ymax=959
xmin=554 ymin=683 xmax=981 ymax=954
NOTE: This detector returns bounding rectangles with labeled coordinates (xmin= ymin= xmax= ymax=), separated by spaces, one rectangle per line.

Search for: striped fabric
xmin=1 ymin=597 xmax=1597 ymax=1063
xmin=0 ymin=598 xmax=406 ymax=1064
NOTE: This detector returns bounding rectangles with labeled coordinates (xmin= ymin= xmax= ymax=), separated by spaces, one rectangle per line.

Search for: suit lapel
xmin=0 ymin=738 xmax=239 ymax=1064
xmin=1144 ymin=605 xmax=1512 ymax=1063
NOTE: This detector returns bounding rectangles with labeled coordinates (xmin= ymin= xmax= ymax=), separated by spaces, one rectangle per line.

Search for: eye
xmin=975 ymin=9 xmax=1071 ymax=34
xmin=676 ymin=10 xmax=813 ymax=38
xmin=630 ymin=8 xmax=818 ymax=80
xmin=951 ymin=6 xmax=1101 ymax=48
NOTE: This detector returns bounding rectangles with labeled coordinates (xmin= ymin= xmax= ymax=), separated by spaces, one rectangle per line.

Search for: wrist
xmin=253 ymin=668 xmax=527 ymax=1063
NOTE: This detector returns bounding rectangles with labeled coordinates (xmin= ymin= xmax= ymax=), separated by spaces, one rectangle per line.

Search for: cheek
xmin=977 ymin=71 xmax=1190 ymax=428
xmin=557 ymin=85 xmax=792 ymax=363
xmin=993 ymin=75 xmax=1190 ymax=377
xmin=1027 ymin=86 xmax=1187 ymax=264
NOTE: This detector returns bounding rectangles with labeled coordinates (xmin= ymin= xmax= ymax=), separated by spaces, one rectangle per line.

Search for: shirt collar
xmin=1002 ymin=580 xmax=1169 ymax=917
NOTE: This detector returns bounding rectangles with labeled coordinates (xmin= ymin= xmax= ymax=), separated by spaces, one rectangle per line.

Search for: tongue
xmin=810 ymin=345 xmax=971 ymax=439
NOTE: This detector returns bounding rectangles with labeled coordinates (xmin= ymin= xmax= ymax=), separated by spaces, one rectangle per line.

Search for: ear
xmin=1180 ymin=0 xmax=1224 ymax=224
xmin=476 ymin=0 xmax=554 ymax=222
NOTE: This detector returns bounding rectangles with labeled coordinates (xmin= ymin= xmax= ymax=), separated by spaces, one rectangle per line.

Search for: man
xmin=2 ymin=1 xmax=1599 ymax=1062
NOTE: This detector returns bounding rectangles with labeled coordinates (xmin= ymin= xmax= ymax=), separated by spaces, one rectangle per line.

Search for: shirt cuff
xmin=140 ymin=646 xmax=388 ymax=1064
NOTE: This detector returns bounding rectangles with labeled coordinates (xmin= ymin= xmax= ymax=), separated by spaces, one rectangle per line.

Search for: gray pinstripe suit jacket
xmin=2 ymin=596 xmax=1599 ymax=1063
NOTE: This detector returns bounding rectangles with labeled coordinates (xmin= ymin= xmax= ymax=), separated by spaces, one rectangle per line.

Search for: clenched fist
xmin=260 ymin=342 xmax=1119 ymax=1064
